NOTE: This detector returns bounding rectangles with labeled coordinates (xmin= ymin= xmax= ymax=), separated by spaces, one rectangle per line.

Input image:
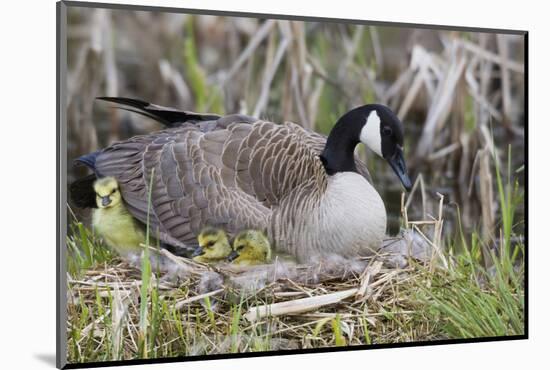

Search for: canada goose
xmin=91 ymin=176 xmax=147 ymax=256
xmin=228 ymin=230 xmax=272 ymax=266
xmin=192 ymin=227 xmax=232 ymax=263
xmin=72 ymin=97 xmax=412 ymax=263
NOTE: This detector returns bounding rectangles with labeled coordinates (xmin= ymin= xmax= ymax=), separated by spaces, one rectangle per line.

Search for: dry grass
xmin=66 ymin=231 xmax=523 ymax=363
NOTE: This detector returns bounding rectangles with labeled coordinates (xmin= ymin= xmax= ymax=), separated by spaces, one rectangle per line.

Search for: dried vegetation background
xmin=65 ymin=7 xmax=525 ymax=363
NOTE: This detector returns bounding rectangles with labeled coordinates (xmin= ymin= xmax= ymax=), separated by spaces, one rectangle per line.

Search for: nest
xmin=67 ymin=227 xmax=442 ymax=361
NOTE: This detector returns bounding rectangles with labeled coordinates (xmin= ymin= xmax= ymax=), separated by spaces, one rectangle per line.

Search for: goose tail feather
xmin=75 ymin=150 xmax=101 ymax=173
xmin=96 ymin=97 xmax=221 ymax=127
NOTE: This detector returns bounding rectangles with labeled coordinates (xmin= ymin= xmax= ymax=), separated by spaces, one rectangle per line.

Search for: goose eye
xmin=206 ymin=241 xmax=215 ymax=248
xmin=111 ymin=189 xmax=117 ymax=195
xmin=382 ymin=127 xmax=393 ymax=136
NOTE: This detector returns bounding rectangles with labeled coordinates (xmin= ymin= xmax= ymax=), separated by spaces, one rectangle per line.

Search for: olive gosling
xmin=228 ymin=230 xmax=272 ymax=266
xmin=92 ymin=177 xmax=147 ymax=257
xmin=192 ymin=227 xmax=232 ymax=264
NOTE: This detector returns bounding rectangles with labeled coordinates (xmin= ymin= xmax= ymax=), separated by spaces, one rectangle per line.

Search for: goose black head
xmin=320 ymin=104 xmax=412 ymax=191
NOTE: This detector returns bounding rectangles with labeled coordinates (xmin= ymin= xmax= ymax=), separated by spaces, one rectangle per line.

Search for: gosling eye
xmin=382 ymin=126 xmax=393 ymax=136
xmin=236 ymin=244 xmax=245 ymax=251
xmin=111 ymin=188 xmax=117 ymax=195
xmin=205 ymin=241 xmax=215 ymax=248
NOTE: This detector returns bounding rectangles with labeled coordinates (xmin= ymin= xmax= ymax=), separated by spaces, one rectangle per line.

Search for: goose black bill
xmin=387 ymin=146 xmax=412 ymax=191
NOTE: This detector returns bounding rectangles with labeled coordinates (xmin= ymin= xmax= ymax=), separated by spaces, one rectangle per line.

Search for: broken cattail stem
xmin=243 ymin=288 xmax=358 ymax=322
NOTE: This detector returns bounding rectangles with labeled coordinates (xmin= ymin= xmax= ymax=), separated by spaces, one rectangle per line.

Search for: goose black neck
xmin=320 ymin=106 xmax=370 ymax=175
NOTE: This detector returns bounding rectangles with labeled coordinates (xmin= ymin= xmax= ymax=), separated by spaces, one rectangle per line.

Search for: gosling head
xmin=93 ymin=177 xmax=122 ymax=209
xmin=227 ymin=230 xmax=272 ymax=266
xmin=320 ymin=104 xmax=412 ymax=191
xmin=193 ymin=227 xmax=232 ymax=263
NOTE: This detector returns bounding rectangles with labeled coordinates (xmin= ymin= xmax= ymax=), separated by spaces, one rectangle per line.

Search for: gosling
xmin=228 ymin=230 xmax=272 ymax=266
xmin=192 ymin=227 xmax=232 ymax=264
xmin=92 ymin=177 xmax=147 ymax=257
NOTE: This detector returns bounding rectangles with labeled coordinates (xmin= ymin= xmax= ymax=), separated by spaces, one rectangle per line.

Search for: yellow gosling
xmin=92 ymin=177 xmax=146 ymax=256
xmin=193 ymin=227 xmax=232 ymax=264
xmin=228 ymin=230 xmax=272 ymax=266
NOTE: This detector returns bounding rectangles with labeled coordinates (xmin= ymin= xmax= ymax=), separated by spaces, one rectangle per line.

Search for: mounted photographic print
xmin=56 ymin=1 xmax=527 ymax=368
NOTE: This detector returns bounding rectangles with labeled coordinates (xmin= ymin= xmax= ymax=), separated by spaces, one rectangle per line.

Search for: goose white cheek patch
xmin=360 ymin=110 xmax=382 ymax=157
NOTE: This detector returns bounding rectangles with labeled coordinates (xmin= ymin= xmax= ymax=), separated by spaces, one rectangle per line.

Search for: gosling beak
xmin=192 ymin=246 xmax=205 ymax=258
xmin=101 ymin=196 xmax=112 ymax=207
xmin=227 ymin=250 xmax=239 ymax=262
xmin=386 ymin=146 xmax=412 ymax=191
